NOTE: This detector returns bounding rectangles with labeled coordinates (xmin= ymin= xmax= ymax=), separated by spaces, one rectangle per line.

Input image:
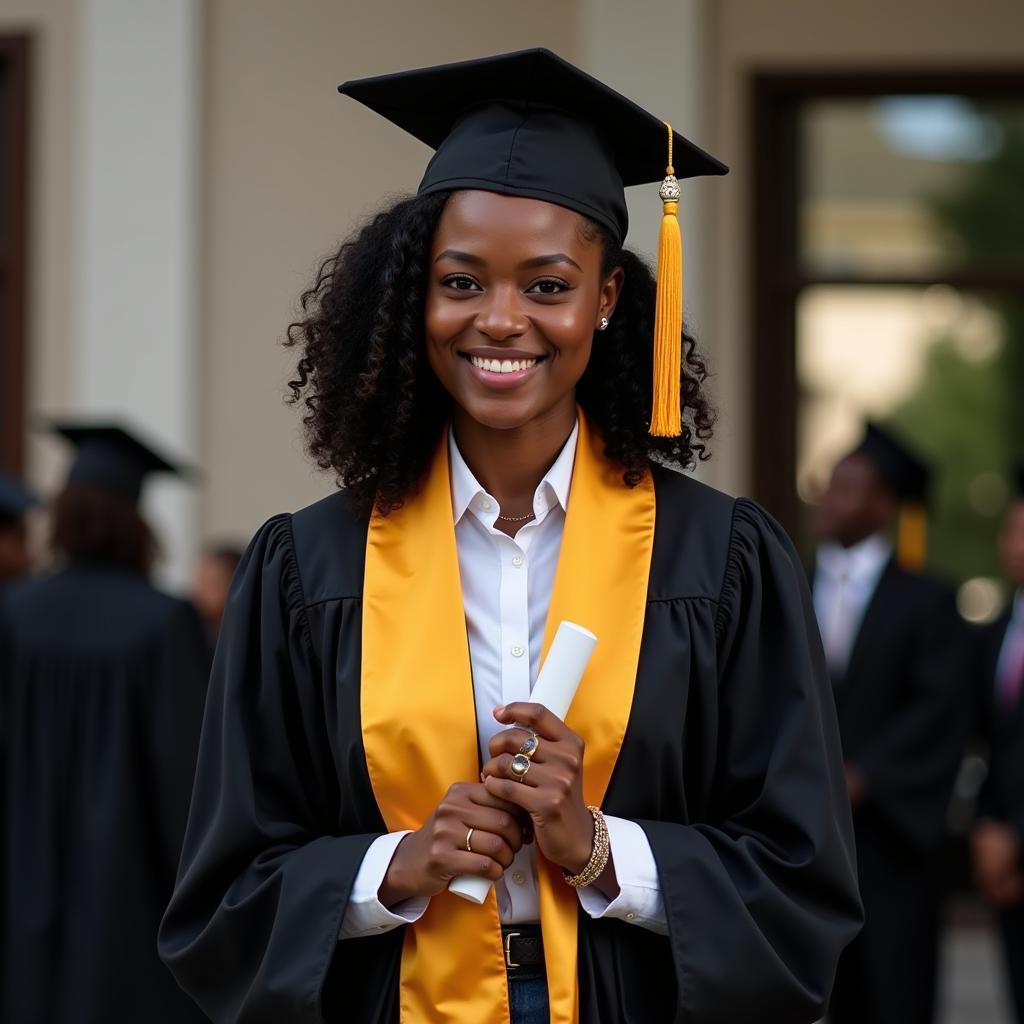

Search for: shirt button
xmin=481 ymin=498 xmax=493 ymax=511
xmin=625 ymin=912 xmax=637 ymax=921
xmin=512 ymin=871 xmax=526 ymax=886
xmin=511 ymin=554 xmax=524 ymax=568
xmin=511 ymin=644 xmax=525 ymax=658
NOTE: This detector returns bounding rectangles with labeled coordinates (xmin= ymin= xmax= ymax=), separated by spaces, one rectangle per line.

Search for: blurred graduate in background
xmin=0 ymin=470 xmax=38 ymax=585
xmin=0 ymin=423 xmax=211 ymax=1024
xmin=811 ymin=424 xmax=971 ymax=1024
xmin=192 ymin=541 xmax=244 ymax=649
xmin=971 ymin=464 xmax=1024 ymax=1022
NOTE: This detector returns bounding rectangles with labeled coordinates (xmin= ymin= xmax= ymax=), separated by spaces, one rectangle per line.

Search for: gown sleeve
xmin=637 ymin=499 xmax=863 ymax=1023
xmin=158 ymin=515 xmax=383 ymax=1023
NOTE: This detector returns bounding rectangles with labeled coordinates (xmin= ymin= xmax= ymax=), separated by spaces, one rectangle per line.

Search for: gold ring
xmin=518 ymin=733 xmax=540 ymax=759
xmin=509 ymin=753 xmax=532 ymax=781
xmin=466 ymin=827 xmax=475 ymax=853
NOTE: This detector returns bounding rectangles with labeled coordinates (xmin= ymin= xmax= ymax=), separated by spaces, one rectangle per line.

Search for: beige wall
xmin=12 ymin=0 xmax=1024 ymax=562
xmin=706 ymin=0 xmax=1024 ymax=497
xmin=199 ymin=0 xmax=585 ymax=541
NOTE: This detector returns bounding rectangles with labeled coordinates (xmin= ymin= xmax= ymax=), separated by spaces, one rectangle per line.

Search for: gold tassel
xmin=897 ymin=502 xmax=927 ymax=572
xmin=650 ymin=122 xmax=683 ymax=438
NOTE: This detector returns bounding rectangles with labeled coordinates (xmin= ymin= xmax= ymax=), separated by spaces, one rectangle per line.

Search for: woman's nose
xmin=474 ymin=285 xmax=528 ymax=341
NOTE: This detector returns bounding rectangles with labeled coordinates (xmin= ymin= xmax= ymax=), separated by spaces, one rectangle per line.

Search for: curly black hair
xmin=285 ymin=191 xmax=715 ymax=517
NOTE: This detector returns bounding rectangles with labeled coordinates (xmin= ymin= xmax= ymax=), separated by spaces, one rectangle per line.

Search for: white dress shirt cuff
xmin=576 ymin=816 xmax=668 ymax=935
xmin=338 ymin=831 xmax=430 ymax=940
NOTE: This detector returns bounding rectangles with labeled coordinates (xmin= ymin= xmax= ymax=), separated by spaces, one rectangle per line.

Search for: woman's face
xmin=426 ymin=190 xmax=622 ymax=433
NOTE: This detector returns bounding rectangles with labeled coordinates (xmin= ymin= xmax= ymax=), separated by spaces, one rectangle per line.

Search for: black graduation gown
xmin=158 ymin=466 xmax=862 ymax=1023
xmin=0 ymin=565 xmax=211 ymax=1024
xmin=974 ymin=611 xmax=1024 ymax=831
xmin=817 ymin=559 xmax=972 ymax=1024
xmin=972 ymin=610 xmax=1024 ymax=1019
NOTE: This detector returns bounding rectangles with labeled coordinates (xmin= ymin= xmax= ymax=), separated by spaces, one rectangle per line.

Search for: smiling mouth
xmin=459 ymin=353 xmax=547 ymax=374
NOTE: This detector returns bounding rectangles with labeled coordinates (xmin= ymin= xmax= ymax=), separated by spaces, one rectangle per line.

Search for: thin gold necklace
xmin=495 ymin=510 xmax=536 ymax=523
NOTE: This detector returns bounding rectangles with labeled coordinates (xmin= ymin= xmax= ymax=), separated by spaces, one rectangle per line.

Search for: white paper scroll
xmin=448 ymin=621 xmax=598 ymax=904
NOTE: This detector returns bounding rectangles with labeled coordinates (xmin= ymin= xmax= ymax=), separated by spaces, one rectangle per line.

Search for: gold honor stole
xmin=361 ymin=411 xmax=655 ymax=1023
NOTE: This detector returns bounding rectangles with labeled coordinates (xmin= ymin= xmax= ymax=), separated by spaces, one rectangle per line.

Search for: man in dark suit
xmin=972 ymin=465 xmax=1024 ymax=1021
xmin=812 ymin=425 xmax=970 ymax=1024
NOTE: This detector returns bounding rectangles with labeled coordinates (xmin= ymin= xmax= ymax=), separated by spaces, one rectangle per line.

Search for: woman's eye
xmin=526 ymin=278 xmax=571 ymax=295
xmin=441 ymin=274 xmax=481 ymax=292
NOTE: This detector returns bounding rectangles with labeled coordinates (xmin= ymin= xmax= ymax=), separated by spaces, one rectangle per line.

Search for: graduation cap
xmin=853 ymin=423 xmax=932 ymax=571
xmin=50 ymin=422 xmax=188 ymax=503
xmin=0 ymin=470 xmax=39 ymax=525
xmin=338 ymin=48 xmax=729 ymax=438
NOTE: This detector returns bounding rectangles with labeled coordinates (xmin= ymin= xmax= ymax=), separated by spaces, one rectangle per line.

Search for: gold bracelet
xmin=562 ymin=806 xmax=610 ymax=889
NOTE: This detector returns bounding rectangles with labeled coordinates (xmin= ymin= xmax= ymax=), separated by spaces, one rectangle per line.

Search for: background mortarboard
xmin=339 ymin=47 xmax=728 ymax=437
xmin=853 ymin=423 xmax=932 ymax=570
xmin=50 ymin=422 xmax=189 ymax=503
xmin=0 ymin=470 xmax=39 ymax=525
xmin=854 ymin=422 xmax=932 ymax=504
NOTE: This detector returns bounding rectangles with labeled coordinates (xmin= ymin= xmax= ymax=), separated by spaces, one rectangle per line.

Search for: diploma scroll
xmin=448 ymin=620 xmax=598 ymax=904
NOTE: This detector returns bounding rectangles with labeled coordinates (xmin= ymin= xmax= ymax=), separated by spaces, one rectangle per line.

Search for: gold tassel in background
xmin=649 ymin=121 xmax=684 ymax=438
xmin=897 ymin=502 xmax=927 ymax=572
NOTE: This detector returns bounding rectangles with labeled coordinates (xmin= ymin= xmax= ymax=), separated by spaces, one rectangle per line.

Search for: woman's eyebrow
xmin=434 ymin=249 xmax=485 ymax=265
xmin=517 ymin=253 xmax=582 ymax=272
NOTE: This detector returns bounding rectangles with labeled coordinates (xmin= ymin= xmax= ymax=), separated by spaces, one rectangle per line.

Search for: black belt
xmin=501 ymin=924 xmax=544 ymax=970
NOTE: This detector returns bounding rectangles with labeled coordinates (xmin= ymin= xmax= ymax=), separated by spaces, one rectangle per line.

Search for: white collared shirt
xmin=339 ymin=421 xmax=667 ymax=938
xmin=813 ymin=534 xmax=893 ymax=677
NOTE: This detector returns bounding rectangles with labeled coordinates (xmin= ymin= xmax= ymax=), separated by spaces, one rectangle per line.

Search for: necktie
xmin=998 ymin=621 xmax=1024 ymax=710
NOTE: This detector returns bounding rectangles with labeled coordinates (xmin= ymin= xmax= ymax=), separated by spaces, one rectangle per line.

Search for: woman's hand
xmin=481 ymin=702 xmax=595 ymax=875
xmin=379 ymin=783 xmax=530 ymax=906
xmin=972 ymin=820 xmax=1024 ymax=908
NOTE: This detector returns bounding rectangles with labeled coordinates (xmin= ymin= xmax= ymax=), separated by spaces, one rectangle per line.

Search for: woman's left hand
xmin=481 ymin=702 xmax=594 ymax=874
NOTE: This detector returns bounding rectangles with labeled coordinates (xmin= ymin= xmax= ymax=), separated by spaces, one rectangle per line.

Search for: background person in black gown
xmin=0 ymin=470 xmax=38 ymax=585
xmin=972 ymin=465 xmax=1024 ymax=1021
xmin=0 ymin=423 xmax=211 ymax=1024
xmin=192 ymin=541 xmax=244 ymax=649
xmin=811 ymin=424 xmax=971 ymax=1024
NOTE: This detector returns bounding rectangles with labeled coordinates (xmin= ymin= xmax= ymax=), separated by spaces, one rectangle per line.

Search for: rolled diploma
xmin=448 ymin=620 xmax=598 ymax=904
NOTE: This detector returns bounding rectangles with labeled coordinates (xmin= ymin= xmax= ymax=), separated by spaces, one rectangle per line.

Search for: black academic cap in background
xmin=338 ymin=47 xmax=728 ymax=245
xmin=50 ymin=422 xmax=189 ymax=503
xmin=0 ymin=470 xmax=39 ymax=524
xmin=853 ymin=423 xmax=932 ymax=505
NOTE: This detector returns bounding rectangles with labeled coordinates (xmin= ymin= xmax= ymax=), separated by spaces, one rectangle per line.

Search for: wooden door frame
xmin=749 ymin=68 xmax=1024 ymax=535
xmin=0 ymin=34 xmax=29 ymax=475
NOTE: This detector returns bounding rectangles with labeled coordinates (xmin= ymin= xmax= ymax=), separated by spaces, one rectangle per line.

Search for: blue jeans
xmin=508 ymin=966 xmax=550 ymax=1024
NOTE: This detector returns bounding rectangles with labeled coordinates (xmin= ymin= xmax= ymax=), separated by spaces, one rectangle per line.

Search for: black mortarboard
xmin=338 ymin=48 xmax=727 ymax=245
xmin=0 ymin=470 xmax=39 ymax=524
xmin=51 ymin=423 xmax=187 ymax=503
xmin=338 ymin=48 xmax=729 ymax=438
xmin=851 ymin=423 xmax=931 ymax=571
xmin=854 ymin=423 xmax=931 ymax=504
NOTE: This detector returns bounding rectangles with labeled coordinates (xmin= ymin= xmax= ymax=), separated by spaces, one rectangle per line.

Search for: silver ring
xmin=509 ymin=753 xmax=532 ymax=782
xmin=466 ymin=827 xmax=475 ymax=852
xmin=518 ymin=733 xmax=539 ymax=759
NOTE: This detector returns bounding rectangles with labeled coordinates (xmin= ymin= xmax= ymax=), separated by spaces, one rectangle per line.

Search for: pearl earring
xmin=598 ymin=316 xmax=610 ymax=332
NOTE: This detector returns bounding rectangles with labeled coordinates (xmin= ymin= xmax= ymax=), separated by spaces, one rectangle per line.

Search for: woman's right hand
xmin=378 ymin=782 xmax=530 ymax=906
